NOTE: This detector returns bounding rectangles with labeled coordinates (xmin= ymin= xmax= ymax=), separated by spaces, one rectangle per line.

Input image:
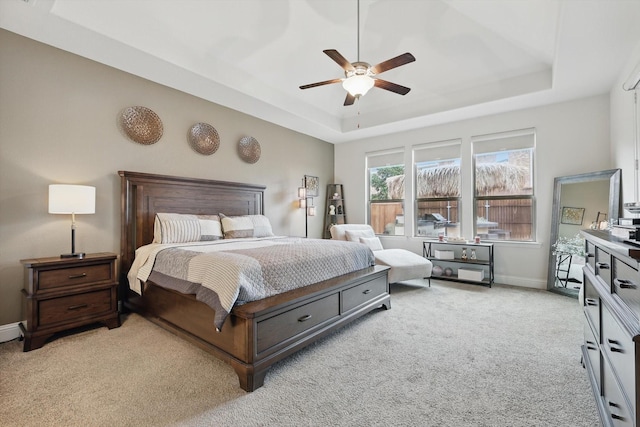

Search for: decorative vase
xmin=470 ymin=249 xmax=477 ymax=260
xmin=444 ymin=267 xmax=453 ymax=276
xmin=432 ymin=265 xmax=443 ymax=276
xmin=461 ymin=248 xmax=468 ymax=260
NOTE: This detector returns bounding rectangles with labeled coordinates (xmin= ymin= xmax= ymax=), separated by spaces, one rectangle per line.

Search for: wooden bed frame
xmin=119 ymin=171 xmax=390 ymax=391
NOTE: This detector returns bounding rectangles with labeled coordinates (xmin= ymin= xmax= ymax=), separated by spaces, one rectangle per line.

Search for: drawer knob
xmin=67 ymin=303 xmax=88 ymax=311
xmin=614 ymin=278 xmax=637 ymax=289
xmin=362 ymin=289 xmax=371 ymax=294
xmin=585 ymin=298 xmax=598 ymax=307
xmin=587 ymin=253 xmax=595 ymax=258
xmin=68 ymin=273 xmax=87 ymax=280
xmin=298 ymin=314 xmax=312 ymax=322
xmin=596 ymin=262 xmax=610 ymax=270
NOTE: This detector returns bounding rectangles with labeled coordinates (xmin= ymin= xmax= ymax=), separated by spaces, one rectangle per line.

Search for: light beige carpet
xmin=0 ymin=280 xmax=599 ymax=427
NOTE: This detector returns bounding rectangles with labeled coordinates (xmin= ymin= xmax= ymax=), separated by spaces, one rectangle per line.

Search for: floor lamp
xmin=298 ymin=180 xmax=316 ymax=238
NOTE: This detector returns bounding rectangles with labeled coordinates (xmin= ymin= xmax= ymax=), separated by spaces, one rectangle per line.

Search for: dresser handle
xmin=586 ymin=345 xmax=597 ymax=351
xmin=611 ymin=414 xmax=626 ymax=421
xmin=607 ymin=339 xmax=624 ymax=353
xmin=298 ymin=314 xmax=312 ymax=322
xmin=596 ymin=262 xmax=610 ymax=270
xmin=68 ymin=273 xmax=87 ymax=279
xmin=67 ymin=304 xmax=88 ymax=311
xmin=614 ymin=278 xmax=638 ymax=289
xmin=587 ymin=253 xmax=594 ymax=258
xmin=585 ymin=298 xmax=598 ymax=306
xmin=362 ymin=289 xmax=371 ymax=294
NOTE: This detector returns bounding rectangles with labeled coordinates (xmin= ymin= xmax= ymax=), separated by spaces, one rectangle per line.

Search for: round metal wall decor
xmin=119 ymin=106 xmax=163 ymax=145
xmin=238 ymin=136 xmax=261 ymax=164
xmin=188 ymin=122 xmax=220 ymax=155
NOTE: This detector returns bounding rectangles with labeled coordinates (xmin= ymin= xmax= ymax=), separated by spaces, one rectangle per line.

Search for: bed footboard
xmin=126 ymin=265 xmax=389 ymax=391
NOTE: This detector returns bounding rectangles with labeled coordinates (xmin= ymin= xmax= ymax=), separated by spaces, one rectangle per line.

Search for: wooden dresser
xmin=581 ymin=230 xmax=640 ymax=426
xmin=19 ymin=252 xmax=120 ymax=351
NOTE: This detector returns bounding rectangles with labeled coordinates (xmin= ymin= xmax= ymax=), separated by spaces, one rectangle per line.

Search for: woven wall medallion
xmin=119 ymin=106 xmax=163 ymax=145
xmin=188 ymin=123 xmax=220 ymax=155
xmin=238 ymin=136 xmax=261 ymax=164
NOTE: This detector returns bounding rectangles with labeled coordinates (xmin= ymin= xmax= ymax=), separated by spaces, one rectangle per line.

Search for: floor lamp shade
xmin=49 ymin=185 xmax=96 ymax=258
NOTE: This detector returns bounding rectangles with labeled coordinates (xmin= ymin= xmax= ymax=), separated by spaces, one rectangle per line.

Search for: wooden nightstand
xmin=19 ymin=252 xmax=120 ymax=351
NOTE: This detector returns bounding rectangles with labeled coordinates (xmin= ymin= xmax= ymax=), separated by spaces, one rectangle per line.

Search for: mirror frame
xmin=547 ymin=169 xmax=621 ymax=294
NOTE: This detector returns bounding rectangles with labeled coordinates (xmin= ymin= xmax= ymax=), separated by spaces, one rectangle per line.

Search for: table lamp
xmin=48 ymin=184 xmax=96 ymax=258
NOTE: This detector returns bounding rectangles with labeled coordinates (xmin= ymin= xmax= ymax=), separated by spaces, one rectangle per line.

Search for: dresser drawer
xmin=603 ymin=359 xmax=635 ymax=427
xmin=584 ymin=317 xmax=601 ymax=392
xmin=602 ymin=302 xmax=636 ymax=415
xmin=38 ymin=288 xmax=113 ymax=327
xmin=583 ymin=273 xmax=601 ymax=340
xmin=342 ymin=275 xmax=387 ymax=313
xmin=38 ymin=263 xmax=114 ymax=291
xmin=257 ymin=293 xmax=340 ymax=354
xmin=613 ymin=257 xmax=640 ymax=321
xmin=596 ymin=247 xmax=612 ymax=289
xmin=586 ymin=240 xmax=596 ymax=272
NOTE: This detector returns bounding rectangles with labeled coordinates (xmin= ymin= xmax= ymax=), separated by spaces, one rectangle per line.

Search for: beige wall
xmin=0 ymin=30 xmax=334 ymax=325
xmin=335 ymin=95 xmax=612 ymax=289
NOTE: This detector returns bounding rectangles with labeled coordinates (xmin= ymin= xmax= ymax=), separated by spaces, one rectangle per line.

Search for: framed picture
xmin=304 ymin=175 xmax=319 ymax=197
xmin=561 ymin=207 xmax=585 ymax=225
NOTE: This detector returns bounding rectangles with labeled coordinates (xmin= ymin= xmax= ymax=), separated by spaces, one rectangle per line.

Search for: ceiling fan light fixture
xmin=342 ymin=75 xmax=374 ymax=97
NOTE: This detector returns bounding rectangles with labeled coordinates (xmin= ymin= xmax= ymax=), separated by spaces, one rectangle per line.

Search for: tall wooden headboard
xmin=118 ymin=171 xmax=265 ymax=289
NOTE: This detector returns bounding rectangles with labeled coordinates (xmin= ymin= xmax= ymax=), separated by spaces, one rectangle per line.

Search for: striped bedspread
xmin=128 ymin=237 xmax=375 ymax=331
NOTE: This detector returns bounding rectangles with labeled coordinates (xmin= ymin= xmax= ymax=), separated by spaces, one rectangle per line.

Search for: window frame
xmin=472 ymin=129 xmax=536 ymax=242
xmin=366 ymin=149 xmax=406 ymax=235
xmin=413 ymin=139 xmax=462 ymax=238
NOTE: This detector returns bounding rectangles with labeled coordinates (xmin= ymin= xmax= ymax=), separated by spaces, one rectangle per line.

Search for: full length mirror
xmin=547 ymin=169 xmax=621 ymax=297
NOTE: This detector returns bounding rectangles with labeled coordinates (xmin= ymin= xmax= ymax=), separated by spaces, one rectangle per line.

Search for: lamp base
xmin=60 ymin=252 xmax=85 ymax=259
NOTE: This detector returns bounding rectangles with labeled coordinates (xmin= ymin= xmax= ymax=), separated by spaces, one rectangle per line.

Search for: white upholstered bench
xmin=330 ymin=224 xmax=432 ymax=285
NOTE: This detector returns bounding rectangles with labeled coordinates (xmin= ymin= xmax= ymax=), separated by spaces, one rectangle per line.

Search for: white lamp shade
xmin=342 ymin=75 xmax=375 ymax=97
xmin=49 ymin=185 xmax=96 ymax=214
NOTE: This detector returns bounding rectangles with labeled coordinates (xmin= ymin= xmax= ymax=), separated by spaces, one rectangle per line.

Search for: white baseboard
xmin=495 ymin=274 xmax=547 ymax=290
xmin=0 ymin=322 xmax=22 ymax=343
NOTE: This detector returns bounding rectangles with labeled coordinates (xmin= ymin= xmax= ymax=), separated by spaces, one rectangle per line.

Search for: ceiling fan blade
xmin=324 ymin=49 xmax=355 ymax=72
xmin=344 ymin=93 xmax=356 ymax=106
xmin=374 ymin=79 xmax=411 ymax=95
xmin=370 ymin=52 xmax=415 ymax=75
xmin=299 ymin=78 xmax=343 ymax=90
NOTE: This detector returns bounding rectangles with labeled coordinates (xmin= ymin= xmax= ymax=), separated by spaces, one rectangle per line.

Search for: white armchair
xmin=330 ymin=224 xmax=432 ymax=285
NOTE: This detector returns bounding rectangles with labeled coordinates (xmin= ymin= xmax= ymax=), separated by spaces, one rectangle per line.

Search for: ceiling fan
xmin=299 ymin=0 xmax=415 ymax=106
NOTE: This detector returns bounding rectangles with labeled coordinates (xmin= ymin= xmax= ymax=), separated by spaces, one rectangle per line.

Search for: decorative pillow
xmin=249 ymin=214 xmax=275 ymax=238
xmin=220 ymin=214 xmax=275 ymax=238
xmin=345 ymin=228 xmax=375 ymax=242
xmin=197 ymin=214 xmax=223 ymax=241
xmin=153 ymin=213 xmax=201 ymax=244
xmin=359 ymin=236 xmax=384 ymax=251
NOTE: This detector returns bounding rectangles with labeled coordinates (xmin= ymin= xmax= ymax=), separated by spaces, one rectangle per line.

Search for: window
xmin=413 ymin=140 xmax=462 ymax=238
xmin=366 ymin=149 xmax=405 ymax=235
xmin=472 ymin=129 xmax=535 ymax=241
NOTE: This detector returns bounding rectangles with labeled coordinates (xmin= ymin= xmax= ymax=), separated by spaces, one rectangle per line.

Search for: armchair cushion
xmin=330 ymin=223 xmax=432 ymax=284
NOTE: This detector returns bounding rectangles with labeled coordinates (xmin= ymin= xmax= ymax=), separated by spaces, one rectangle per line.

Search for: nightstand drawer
xmin=38 ymin=263 xmax=114 ymax=291
xmin=38 ymin=288 xmax=113 ymax=326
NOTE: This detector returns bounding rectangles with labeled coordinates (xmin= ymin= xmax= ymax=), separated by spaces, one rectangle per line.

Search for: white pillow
xmin=153 ymin=213 xmax=201 ymax=244
xmin=197 ymin=215 xmax=223 ymax=241
xmin=359 ymin=236 xmax=384 ymax=251
xmin=220 ymin=214 xmax=275 ymax=239
xmin=345 ymin=228 xmax=375 ymax=242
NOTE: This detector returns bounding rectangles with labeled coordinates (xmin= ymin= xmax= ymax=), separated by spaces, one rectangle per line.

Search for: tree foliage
xmin=370 ymin=166 xmax=404 ymax=200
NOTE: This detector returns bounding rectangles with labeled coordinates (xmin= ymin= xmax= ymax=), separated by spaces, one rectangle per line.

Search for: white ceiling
xmin=2 ymin=0 xmax=640 ymax=143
